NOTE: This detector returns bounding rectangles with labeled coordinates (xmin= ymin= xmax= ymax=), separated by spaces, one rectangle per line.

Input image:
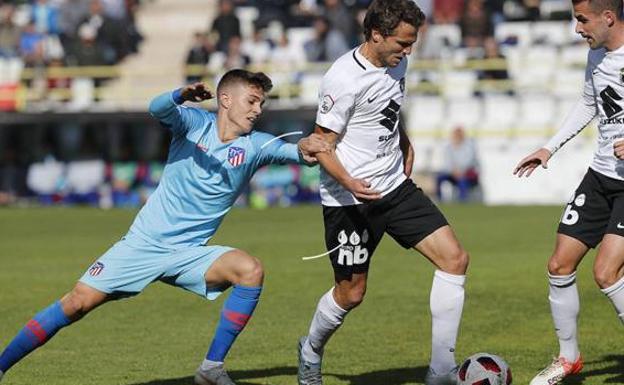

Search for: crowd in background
xmin=0 ymin=0 xmax=570 ymax=207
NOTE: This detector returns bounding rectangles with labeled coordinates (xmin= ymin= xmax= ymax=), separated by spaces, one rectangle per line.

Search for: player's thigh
xmin=60 ymin=282 xmax=110 ymax=320
xmin=594 ymin=234 xmax=624 ymax=288
xmin=161 ymin=245 xmax=237 ymax=301
xmin=323 ymin=204 xmax=384 ymax=278
xmin=78 ymin=235 xmax=167 ymax=298
xmin=414 ymin=225 xmax=468 ymax=275
xmin=557 ymin=169 xmax=611 ymax=250
xmin=547 ymin=234 xmax=589 ymax=275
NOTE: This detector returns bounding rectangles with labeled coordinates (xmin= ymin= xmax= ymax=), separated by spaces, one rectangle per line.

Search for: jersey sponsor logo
xmin=336 ymin=229 xmax=369 ymax=266
xmin=228 ymin=147 xmax=245 ymax=167
xmin=88 ymin=261 xmax=105 ymax=277
xmin=379 ymin=100 xmax=401 ymax=132
xmin=367 ymin=95 xmax=379 ymax=103
xmin=320 ymin=95 xmax=335 ymax=114
xmin=600 ymin=86 xmax=623 ymax=118
xmin=378 ymin=131 xmax=397 ymax=142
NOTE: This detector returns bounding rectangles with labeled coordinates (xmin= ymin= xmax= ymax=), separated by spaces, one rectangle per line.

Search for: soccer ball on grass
xmin=457 ymin=352 xmax=512 ymax=385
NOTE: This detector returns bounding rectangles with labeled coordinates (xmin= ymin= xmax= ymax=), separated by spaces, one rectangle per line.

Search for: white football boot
xmin=194 ymin=364 xmax=236 ymax=385
xmin=425 ymin=366 xmax=459 ymax=385
xmin=529 ymin=356 xmax=583 ymax=385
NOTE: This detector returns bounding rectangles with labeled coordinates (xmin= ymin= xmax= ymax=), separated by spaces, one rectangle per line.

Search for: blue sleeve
xmin=148 ymin=90 xmax=209 ymax=137
xmin=253 ymin=133 xmax=304 ymax=166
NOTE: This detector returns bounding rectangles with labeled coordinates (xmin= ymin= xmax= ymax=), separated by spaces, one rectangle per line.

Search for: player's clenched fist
xmin=181 ymin=82 xmax=213 ymax=102
xmin=614 ymin=139 xmax=624 ymax=160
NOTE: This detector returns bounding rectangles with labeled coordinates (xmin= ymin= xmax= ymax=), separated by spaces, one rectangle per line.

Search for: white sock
xmin=430 ymin=270 xmax=465 ymax=375
xmin=549 ymin=272 xmax=580 ymax=362
xmin=200 ymin=359 xmax=223 ymax=371
xmin=301 ymin=287 xmax=348 ymax=364
xmin=600 ymin=274 xmax=624 ymax=324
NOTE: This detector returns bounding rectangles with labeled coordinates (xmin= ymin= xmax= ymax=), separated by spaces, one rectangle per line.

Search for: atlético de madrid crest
xmin=228 ymin=147 xmax=245 ymax=167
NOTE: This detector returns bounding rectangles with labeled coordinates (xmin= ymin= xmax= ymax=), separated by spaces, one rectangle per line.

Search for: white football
xmin=457 ymin=352 xmax=512 ymax=385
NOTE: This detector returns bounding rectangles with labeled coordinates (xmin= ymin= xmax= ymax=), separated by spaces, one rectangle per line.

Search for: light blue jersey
xmin=128 ymin=91 xmax=304 ymax=248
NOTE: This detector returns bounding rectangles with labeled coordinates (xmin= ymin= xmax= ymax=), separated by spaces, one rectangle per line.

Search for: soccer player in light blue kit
xmin=0 ymin=69 xmax=327 ymax=385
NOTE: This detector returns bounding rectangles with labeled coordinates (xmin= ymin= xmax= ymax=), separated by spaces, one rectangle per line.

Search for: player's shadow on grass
xmin=564 ymin=354 xmax=624 ymax=385
xmin=128 ymin=366 xmax=296 ymax=385
xmin=129 ymin=365 xmax=428 ymax=385
xmin=327 ymin=366 xmax=429 ymax=385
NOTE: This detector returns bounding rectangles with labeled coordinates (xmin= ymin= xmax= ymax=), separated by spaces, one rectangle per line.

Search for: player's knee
xmin=442 ymin=248 xmax=469 ymax=275
xmin=336 ymin=286 xmax=366 ymax=310
xmin=593 ymin=265 xmax=618 ymax=289
xmin=235 ymin=255 xmax=264 ymax=286
xmin=61 ymin=287 xmax=99 ymax=320
xmin=547 ymin=256 xmax=575 ymax=276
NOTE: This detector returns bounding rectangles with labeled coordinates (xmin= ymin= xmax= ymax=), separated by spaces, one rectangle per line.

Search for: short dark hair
xmin=217 ymin=69 xmax=273 ymax=94
xmin=363 ymin=0 xmax=426 ymax=41
xmin=572 ymin=0 xmax=624 ymax=20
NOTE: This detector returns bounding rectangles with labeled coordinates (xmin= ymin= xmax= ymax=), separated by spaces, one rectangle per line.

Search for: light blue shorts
xmin=79 ymin=234 xmax=233 ymax=300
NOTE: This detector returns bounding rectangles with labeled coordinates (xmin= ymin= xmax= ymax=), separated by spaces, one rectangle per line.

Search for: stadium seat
xmin=531 ymin=21 xmax=570 ymax=46
xmin=69 ymin=78 xmax=95 ymax=110
xmin=481 ymin=95 xmax=518 ymax=136
xmin=235 ymin=6 xmax=259 ymax=40
xmin=425 ymin=24 xmax=462 ymax=49
xmin=26 ymin=159 xmax=65 ymax=196
xmin=516 ymin=46 xmax=558 ymax=89
xmin=442 ymin=70 xmax=477 ymax=98
xmin=495 ymin=22 xmax=532 ymax=47
xmin=560 ymin=44 xmax=588 ymax=67
xmin=552 ymin=68 xmax=585 ymax=98
xmin=405 ymin=96 xmax=444 ymax=135
xmin=445 ymin=97 xmax=483 ymax=132
xmin=66 ymin=160 xmax=106 ymax=195
xmin=299 ymin=73 xmax=323 ymax=104
xmin=516 ymin=94 xmax=556 ymax=134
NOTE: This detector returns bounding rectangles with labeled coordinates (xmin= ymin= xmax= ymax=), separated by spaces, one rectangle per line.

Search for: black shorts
xmin=558 ymin=168 xmax=624 ymax=248
xmin=323 ymin=179 xmax=449 ymax=276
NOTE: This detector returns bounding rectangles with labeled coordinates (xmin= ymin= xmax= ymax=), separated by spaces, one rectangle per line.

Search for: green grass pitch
xmin=0 ymin=206 xmax=622 ymax=385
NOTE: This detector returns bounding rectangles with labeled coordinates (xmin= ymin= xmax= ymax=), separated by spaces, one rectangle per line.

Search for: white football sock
xmin=200 ymin=359 xmax=223 ymax=371
xmin=549 ymin=272 xmax=580 ymax=362
xmin=600 ymin=274 xmax=624 ymax=324
xmin=430 ymin=270 xmax=465 ymax=375
xmin=302 ymin=287 xmax=348 ymax=364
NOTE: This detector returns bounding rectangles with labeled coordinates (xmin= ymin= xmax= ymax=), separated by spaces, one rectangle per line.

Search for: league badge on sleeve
xmin=320 ymin=95 xmax=334 ymax=114
xmin=228 ymin=147 xmax=246 ymax=167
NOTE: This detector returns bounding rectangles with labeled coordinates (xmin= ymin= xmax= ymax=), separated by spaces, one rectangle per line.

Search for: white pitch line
xmin=260 ymin=131 xmax=304 ymax=149
xmin=301 ymin=243 xmax=344 ymax=261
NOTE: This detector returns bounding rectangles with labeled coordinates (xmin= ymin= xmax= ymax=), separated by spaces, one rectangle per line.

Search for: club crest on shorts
xmin=88 ymin=261 xmax=105 ymax=277
xmin=336 ymin=229 xmax=369 ymax=266
xmin=228 ymin=147 xmax=245 ymax=167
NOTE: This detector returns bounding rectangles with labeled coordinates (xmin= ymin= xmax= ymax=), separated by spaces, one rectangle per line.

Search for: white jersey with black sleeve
xmin=545 ymin=45 xmax=624 ymax=180
xmin=316 ymin=46 xmax=408 ymax=206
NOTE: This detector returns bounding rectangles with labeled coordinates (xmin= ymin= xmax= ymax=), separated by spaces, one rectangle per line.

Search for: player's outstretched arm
xmin=314 ymin=125 xmax=382 ymax=200
xmin=614 ymin=140 xmax=624 ymax=160
xmin=297 ymin=133 xmax=331 ymax=164
xmin=513 ymin=148 xmax=551 ymax=178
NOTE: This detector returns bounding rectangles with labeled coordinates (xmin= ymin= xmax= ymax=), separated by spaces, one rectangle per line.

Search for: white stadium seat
xmin=406 ymin=96 xmax=444 ymax=135
xmin=445 ymin=97 xmax=482 ymax=131
xmin=516 ymin=94 xmax=556 ymax=133
xmin=481 ymin=95 xmax=518 ymax=135
xmin=442 ymin=70 xmax=477 ymax=98
xmin=531 ymin=21 xmax=570 ymax=46
xmin=495 ymin=22 xmax=532 ymax=47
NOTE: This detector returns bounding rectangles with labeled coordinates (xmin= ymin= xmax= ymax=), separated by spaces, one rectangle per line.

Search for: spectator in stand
xmin=303 ymin=16 xmax=349 ymax=62
xmin=185 ymin=32 xmax=214 ymax=83
xmin=475 ymin=37 xmax=512 ymax=96
xmin=484 ymin=0 xmax=505 ymax=26
xmin=460 ymin=0 xmax=493 ymax=49
xmin=433 ymin=0 xmax=464 ymax=24
xmin=210 ymin=0 xmax=240 ymax=53
xmin=19 ymin=21 xmax=45 ymax=67
xmin=57 ymin=0 xmax=89 ymax=58
xmin=31 ymin=0 xmax=59 ymax=35
xmin=241 ymin=27 xmax=272 ymax=65
xmin=223 ymin=35 xmax=250 ymax=70
xmin=436 ymin=126 xmax=480 ymax=203
xmin=524 ymin=0 xmax=541 ymax=21
xmin=320 ymin=0 xmax=357 ymax=46
xmin=67 ymin=23 xmax=106 ymax=67
xmin=80 ymin=0 xmax=127 ymax=64
xmin=0 ymin=4 xmax=21 ymax=58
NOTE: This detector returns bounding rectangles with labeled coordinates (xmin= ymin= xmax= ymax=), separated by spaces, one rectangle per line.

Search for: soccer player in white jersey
xmin=296 ymin=1 xmax=470 ymax=385
xmin=514 ymin=0 xmax=624 ymax=383
xmin=0 ymin=70 xmax=328 ymax=385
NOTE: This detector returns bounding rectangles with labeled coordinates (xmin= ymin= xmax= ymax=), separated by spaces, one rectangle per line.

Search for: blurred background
xmin=0 ymin=0 xmax=596 ymax=208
